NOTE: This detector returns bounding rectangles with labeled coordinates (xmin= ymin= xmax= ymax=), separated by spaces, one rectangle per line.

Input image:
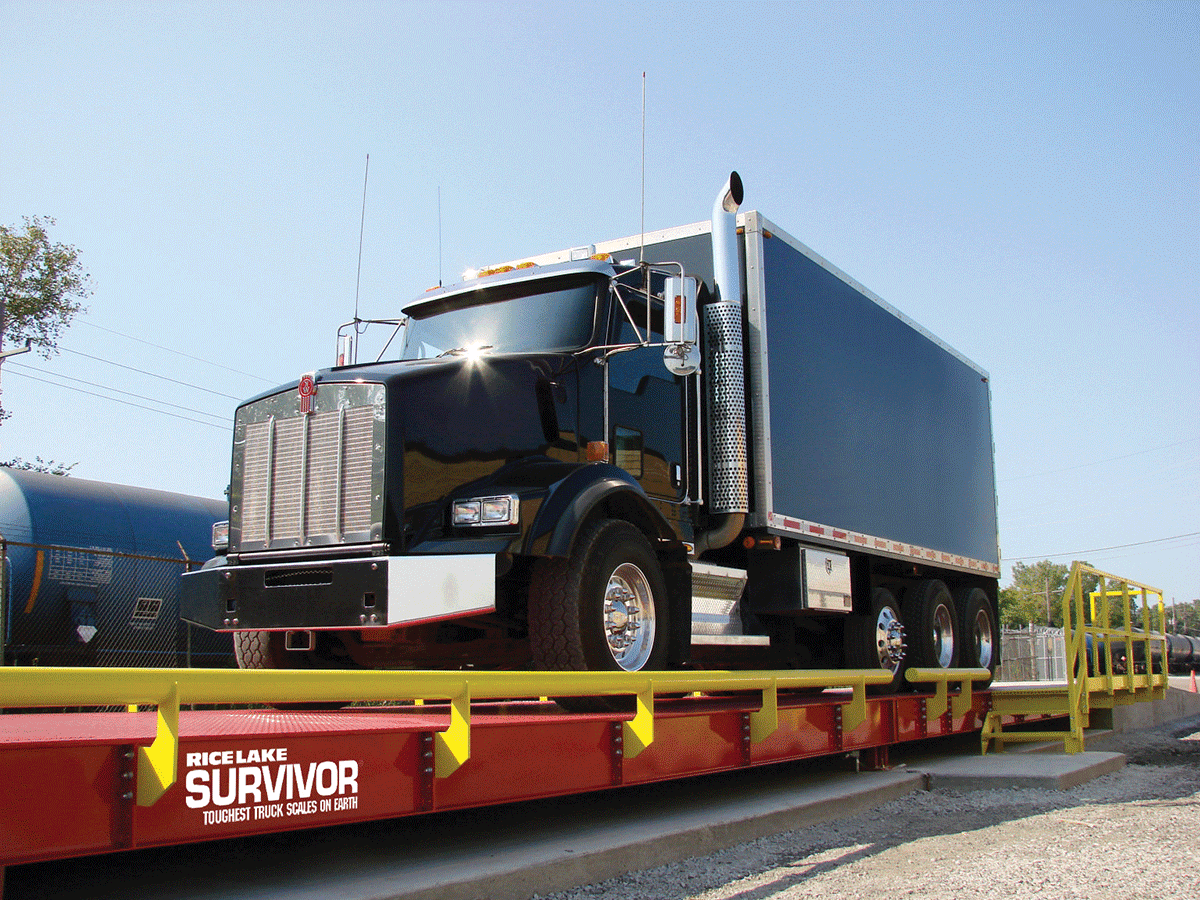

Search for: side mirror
xmin=663 ymin=275 xmax=700 ymax=376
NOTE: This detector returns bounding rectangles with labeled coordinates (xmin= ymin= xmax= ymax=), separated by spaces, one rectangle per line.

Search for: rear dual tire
xmin=844 ymin=587 xmax=907 ymax=694
xmin=956 ymin=586 xmax=998 ymax=688
xmin=902 ymin=579 xmax=960 ymax=672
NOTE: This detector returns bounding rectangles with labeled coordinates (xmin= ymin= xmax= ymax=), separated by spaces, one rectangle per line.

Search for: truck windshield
xmin=399 ymin=274 xmax=602 ymax=360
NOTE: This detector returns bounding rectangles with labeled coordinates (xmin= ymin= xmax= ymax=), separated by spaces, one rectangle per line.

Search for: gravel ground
xmin=543 ymin=715 xmax=1200 ymax=900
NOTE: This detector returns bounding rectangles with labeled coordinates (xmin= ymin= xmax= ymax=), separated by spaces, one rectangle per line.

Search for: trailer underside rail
xmin=0 ymin=665 xmax=1058 ymax=872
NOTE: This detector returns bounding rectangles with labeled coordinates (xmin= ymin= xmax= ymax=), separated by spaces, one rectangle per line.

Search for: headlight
xmin=212 ymin=520 xmax=230 ymax=553
xmin=452 ymin=495 xmax=519 ymax=527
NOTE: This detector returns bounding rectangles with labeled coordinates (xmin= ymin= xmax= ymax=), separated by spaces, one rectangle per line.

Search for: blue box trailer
xmin=592 ymin=212 xmax=1000 ymax=573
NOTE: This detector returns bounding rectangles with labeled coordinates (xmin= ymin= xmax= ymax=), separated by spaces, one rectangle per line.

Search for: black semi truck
xmin=181 ymin=173 xmax=1001 ymax=689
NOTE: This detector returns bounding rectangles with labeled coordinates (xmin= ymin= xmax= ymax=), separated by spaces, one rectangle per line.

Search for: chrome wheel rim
xmin=932 ymin=603 xmax=955 ymax=668
xmin=973 ymin=608 xmax=994 ymax=669
xmin=874 ymin=606 xmax=906 ymax=673
xmin=603 ymin=563 xmax=656 ymax=671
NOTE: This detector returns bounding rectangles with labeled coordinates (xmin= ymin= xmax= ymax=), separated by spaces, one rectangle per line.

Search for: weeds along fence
xmin=999 ymin=625 xmax=1066 ymax=682
xmin=1 ymin=539 xmax=233 ymax=669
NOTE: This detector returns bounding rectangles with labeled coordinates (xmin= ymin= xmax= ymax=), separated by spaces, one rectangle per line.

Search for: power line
xmin=7 ymin=369 xmax=232 ymax=431
xmin=59 ymin=347 xmax=244 ymax=400
xmin=7 ymin=362 xmax=229 ymax=423
xmin=1001 ymin=437 xmax=1200 ymax=483
xmin=79 ymin=320 xmax=275 ymax=384
xmin=1003 ymin=531 xmax=1200 ymax=563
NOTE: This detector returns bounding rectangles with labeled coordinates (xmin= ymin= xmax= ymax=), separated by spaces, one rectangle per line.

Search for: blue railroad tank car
xmin=0 ymin=468 xmax=232 ymax=667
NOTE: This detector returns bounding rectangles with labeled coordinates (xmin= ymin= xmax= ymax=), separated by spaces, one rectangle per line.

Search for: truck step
xmin=690 ymin=562 xmax=770 ymax=646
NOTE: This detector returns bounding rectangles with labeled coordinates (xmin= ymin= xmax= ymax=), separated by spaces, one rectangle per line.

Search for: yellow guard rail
xmin=983 ymin=563 xmax=1169 ymax=753
xmin=0 ymin=666 xmax=915 ymax=805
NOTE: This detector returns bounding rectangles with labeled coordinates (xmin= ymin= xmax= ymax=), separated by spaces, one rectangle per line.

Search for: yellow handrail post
xmin=750 ymin=677 xmax=779 ymax=743
xmin=925 ymin=677 xmax=950 ymax=721
xmin=951 ymin=677 xmax=975 ymax=719
xmin=841 ymin=678 xmax=868 ymax=732
xmin=434 ymin=682 xmax=471 ymax=778
xmin=1062 ymin=563 xmax=1087 ymax=752
xmin=622 ymin=682 xmax=655 ymax=758
xmin=136 ymin=681 xmax=179 ymax=806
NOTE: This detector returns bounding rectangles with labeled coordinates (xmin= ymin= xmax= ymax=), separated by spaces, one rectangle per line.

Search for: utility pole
xmin=0 ymin=338 xmax=33 ymax=405
xmin=0 ymin=294 xmax=34 ymax=393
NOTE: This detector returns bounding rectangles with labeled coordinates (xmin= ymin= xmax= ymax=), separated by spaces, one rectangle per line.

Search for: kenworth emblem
xmin=298 ymin=373 xmax=316 ymax=414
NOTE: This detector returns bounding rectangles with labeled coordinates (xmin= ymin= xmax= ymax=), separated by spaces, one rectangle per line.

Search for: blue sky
xmin=1 ymin=1 xmax=1196 ymax=605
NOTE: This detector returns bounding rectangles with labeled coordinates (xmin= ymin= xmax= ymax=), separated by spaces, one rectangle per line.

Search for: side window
xmin=607 ymin=295 xmax=684 ymax=500
xmin=608 ymin=299 xmax=666 ymax=394
xmin=614 ymin=426 xmax=643 ymax=477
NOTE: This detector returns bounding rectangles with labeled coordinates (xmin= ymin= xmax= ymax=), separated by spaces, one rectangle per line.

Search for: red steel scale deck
xmin=0 ymin=679 xmax=1019 ymax=871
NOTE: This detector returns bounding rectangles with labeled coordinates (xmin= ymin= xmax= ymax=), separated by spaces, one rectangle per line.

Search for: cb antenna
xmin=639 ymin=71 xmax=646 ymax=264
xmin=354 ymin=153 xmax=370 ymax=325
xmin=438 ymin=186 xmax=443 ymax=287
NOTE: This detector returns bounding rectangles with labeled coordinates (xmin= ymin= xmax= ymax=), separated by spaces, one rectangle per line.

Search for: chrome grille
xmin=232 ymin=382 xmax=386 ymax=552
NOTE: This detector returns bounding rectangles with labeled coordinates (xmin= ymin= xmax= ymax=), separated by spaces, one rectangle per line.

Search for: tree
xmin=0 ymin=216 xmax=91 ymax=421
xmin=0 ymin=456 xmax=76 ymax=476
xmin=999 ymin=560 xmax=1102 ymax=628
xmin=1166 ymin=599 xmax=1200 ymax=634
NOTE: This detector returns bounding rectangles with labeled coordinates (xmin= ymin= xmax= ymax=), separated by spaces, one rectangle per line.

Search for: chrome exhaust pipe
xmin=710 ymin=171 xmax=743 ymax=305
xmin=699 ymin=172 xmax=749 ymax=549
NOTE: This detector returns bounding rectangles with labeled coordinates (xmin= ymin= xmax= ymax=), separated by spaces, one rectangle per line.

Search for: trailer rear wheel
xmin=844 ymin=587 xmax=906 ymax=693
xmin=529 ymin=519 xmax=669 ymax=674
xmin=902 ymin=579 xmax=959 ymax=674
xmin=956 ymin=586 xmax=997 ymax=687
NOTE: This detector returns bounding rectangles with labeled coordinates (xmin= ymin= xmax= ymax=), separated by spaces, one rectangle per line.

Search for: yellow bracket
xmin=842 ymin=680 xmax=868 ymax=732
xmin=434 ymin=683 xmax=471 ymax=778
xmin=981 ymin=711 xmax=1002 ymax=754
xmin=136 ymin=681 xmax=179 ymax=807
xmin=622 ymin=684 xmax=655 ymax=758
xmin=905 ymin=668 xmax=985 ymax=720
xmin=750 ymin=678 xmax=779 ymax=742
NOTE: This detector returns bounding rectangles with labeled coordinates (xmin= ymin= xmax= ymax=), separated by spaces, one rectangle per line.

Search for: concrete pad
xmin=7 ymin=763 xmax=926 ymax=900
xmin=1104 ymin=685 xmax=1200 ymax=732
xmin=344 ymin=768 xmax=928 ymax=900
xmin=915 ymin=750 xmax=1126 ymax=791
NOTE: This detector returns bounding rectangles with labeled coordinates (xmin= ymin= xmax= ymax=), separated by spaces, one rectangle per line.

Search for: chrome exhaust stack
xmin=697 ymin=172 xmax=749 ymax=554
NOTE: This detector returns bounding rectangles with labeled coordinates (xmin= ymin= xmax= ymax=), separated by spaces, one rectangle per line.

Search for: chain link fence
xmin=998 ymin=625 xmax=1066 ymax=682
xmin=2 ymin=539 xmax=233 ymax=668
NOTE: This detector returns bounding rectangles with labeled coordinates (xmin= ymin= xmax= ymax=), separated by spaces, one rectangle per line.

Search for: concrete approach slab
xmin=6 ymin=761 xmax=925 ymax=900
xmin=913 ymin=750 xmax=1126 ymax=791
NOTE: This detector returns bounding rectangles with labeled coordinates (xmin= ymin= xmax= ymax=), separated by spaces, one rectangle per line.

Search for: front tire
xmin=529 ymin=519 xmax=670 ymax=673
xmin=233 ymin=630 xmax=347 ymax=710
xmin=234 ymin=630 xmax=278 ymax=670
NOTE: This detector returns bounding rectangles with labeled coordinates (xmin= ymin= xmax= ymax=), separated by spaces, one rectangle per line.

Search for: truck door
xmin=606 ymin=294 xmax=690 ymax=505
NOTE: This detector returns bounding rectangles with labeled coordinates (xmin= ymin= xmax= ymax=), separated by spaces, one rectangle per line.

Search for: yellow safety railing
xmin=0 ymin=665 xmax=909 ymax=805
xmin=983 ymin=562 xmax=1169 ymax=754
xmin=905 ymin=667 xmax=991 ymax=719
